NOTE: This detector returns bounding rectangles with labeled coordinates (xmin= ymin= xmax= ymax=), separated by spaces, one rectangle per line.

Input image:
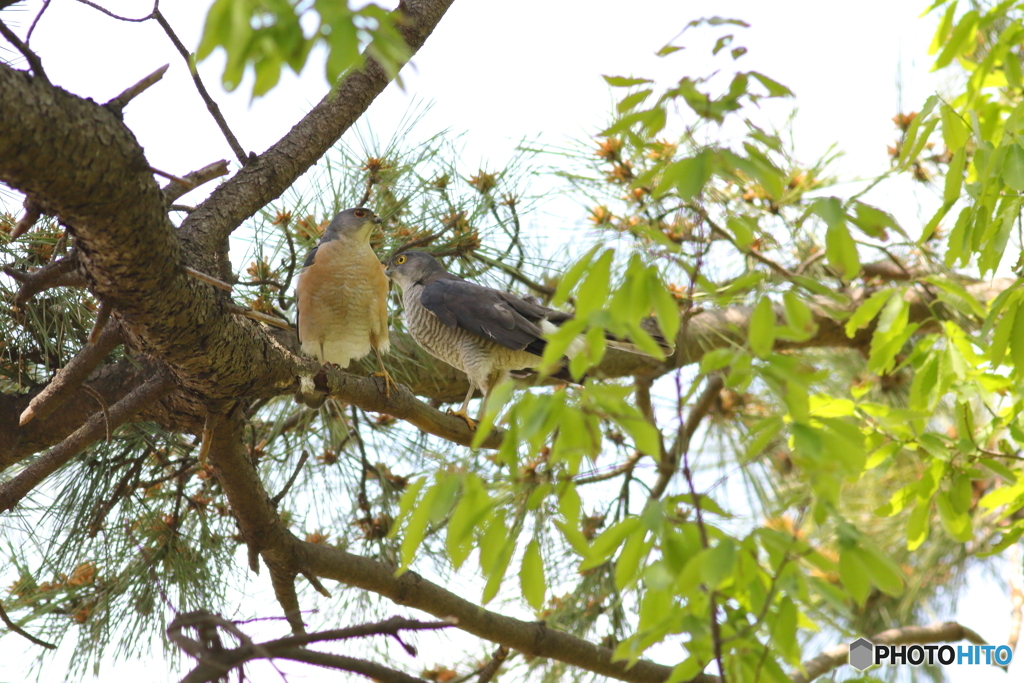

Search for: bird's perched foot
xmin=371 ymin=369 xmax=399 ymax=398
xmin=447 ymin=408 xmax=477 ymax=431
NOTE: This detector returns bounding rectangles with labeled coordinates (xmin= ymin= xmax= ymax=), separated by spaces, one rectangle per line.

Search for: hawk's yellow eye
xmin=395 ymin=255 xmax=406 ymax=265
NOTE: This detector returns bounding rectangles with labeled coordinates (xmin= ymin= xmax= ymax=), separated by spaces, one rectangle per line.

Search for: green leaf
xmin=700 ymin=539 xmax=736 ymax=589
xmin=933 ymin=10 xmax=979 ymax=70
xmin=1010 ymin=299 xmax=1024 ymax=374
xmin=580 ymin=518 xmax=640 ymax=570
xmin=749 ymin=71 xmax=793 ymax=97
xmin=574 ymin=249 xmax=614 ymax=316
xmin=603 ymin=75 xmax=654 ymax=87
xmin=906 ymin=499 xmax=930 ymax=551
xmin=944 ymin=145 xmax=967 ymax=204
xmin=845 ymin=289 xmax=894 ymax=338
xmin=553 ymin=245 xmax=600 ymax=307
xmin=772 ymin=598 xmax=800 ymax=664
xmin=825 ymin=220 xmax=861 ymax=280
xmin=859 ymin=545 xmax=905 ymax=597
xmin=1002 ymin=144 xmax=1024 ymax=191
xmin=748 ymin=296 xmax=776 ymax=358
xmin=941 ymin=104 xmax=969 ymax=151
xmin=838 ymin=546 xmax=871 ymax=605
xmin=936 ymin=491 xmax=974 ymax=541
xmin=655 ymin=151 xmax=713 ymax=200
xmin=614 ymin=527 xmax=650 ymax=590
xmin=520 ymin=540 xmax=547 ymax=610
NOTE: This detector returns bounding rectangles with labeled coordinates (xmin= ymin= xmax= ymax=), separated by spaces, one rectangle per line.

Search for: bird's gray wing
xmin=419 ymin=279 xmax=549 ymax=354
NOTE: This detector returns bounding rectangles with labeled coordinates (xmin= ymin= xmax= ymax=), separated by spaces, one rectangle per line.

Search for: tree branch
xmin=204 ymin=407 xmax=701 ymax=683
xmin=3 ymin=252 xmax=85 ymax=308
xmin=651 ymin=374 xmax=722 ymax=500
xmin=0 ymin=598 xmax=56 ymax=649
xmin=0 ymin=372 xmax=173 ymax=513
xmin=0 ymin=17 xmax=48 ymax=84
xmin=104 ymin=63 xmax=168 ymax=115
xmin=18 ymin=322 xmax=123 ymax=426
xmin=162 ymin=160 xmax=230 ymax=204
xmin=177 ymin=0 xmax=457 ymax=255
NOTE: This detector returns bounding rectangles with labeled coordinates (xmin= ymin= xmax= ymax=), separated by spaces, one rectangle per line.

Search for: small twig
xmin=650 ymin=374 xmax=722 ymax=500
xmin=81 ymin=385 xmax=111 ymax=442
xmin=152 ymin=9 xmax=249 ymax=166
xmin=477 ymin=645 xmax=509 ymax=683
xmin=198 ymin=412 xmax=219 ymax=469
xmin=88 ymin=300 xmax=112 ymax=344
xmin=19 ymin=322 xmax=123 ymax=426
xmin=1 ymin=373 xmax=174 ymax=513
xmin=227 ymin=304 xmax=293 ymax=331
xmin=3 ymin=255 xmax=86 ymax=309
xmin=0 ymin=599 xmax=56 ymax=649
xmin=474 ymin=252 xmax=556 ymax=297
xmin=0 ymin=18 xmax=49 ymax=84
xmin=73 ymin=0 xmax=155 ymax=22
xmin=184 ymin=266 xmax=233 ymax=292
xmin=277 ymin=219 xmax=298 ymax=309
xmin=575 ymin=451 xmax=643 ymax=485
xmin=26 ymin=0 xmax=52 ymax=44
xmin=149 ymin=166 xmax=191 ymax=187
xmin=301 ymin=571 xmax=332 ymax=599
xmin=105 ymin=63 xmax=168 ymax=114
xmin=10 ymin=198 xmax=42 ymax=240
xmin=391 ymin=229 xmax=444 ymax=257
xmin=271 ymin=450 xmax=310 ymax=506
xmin=169 ymin=204 xmax=196 ymax=213
xmin=163 ymin=160 xmax=230 ymax=204
xmin=265 ymin=616 xmax=455 ymax=650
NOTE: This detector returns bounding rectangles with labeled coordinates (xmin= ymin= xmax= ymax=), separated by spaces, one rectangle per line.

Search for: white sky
xmin=0 ymin=0 xmax=1018 ymax=681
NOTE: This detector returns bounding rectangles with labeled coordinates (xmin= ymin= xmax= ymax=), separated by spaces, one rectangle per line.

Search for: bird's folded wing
xmin=419 ymin=279 xmax=548 ymax=353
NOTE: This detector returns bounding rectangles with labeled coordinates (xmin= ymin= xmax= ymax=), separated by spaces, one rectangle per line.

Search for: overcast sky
xmin=1 ymin=0 xmax=1017 ymax=681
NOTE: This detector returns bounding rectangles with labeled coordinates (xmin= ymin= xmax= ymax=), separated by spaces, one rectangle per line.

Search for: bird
xmin=294 ymin=208 xmax=395 ymax=406
xmin=385 ymin=250 xmax=654 ymax=429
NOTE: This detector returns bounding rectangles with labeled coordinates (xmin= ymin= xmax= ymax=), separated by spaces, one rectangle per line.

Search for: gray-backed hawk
xmin=295 ymin=208 xmax=395 ymax=405
xmin=385 ymin=250 xmax=646 ymax=428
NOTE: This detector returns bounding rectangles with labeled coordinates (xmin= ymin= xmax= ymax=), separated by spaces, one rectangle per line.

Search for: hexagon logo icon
xmin=849 ymin=638 xmax=874 ymax=671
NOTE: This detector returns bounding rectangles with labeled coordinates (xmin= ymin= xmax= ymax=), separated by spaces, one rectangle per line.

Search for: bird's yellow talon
xmin=447 ymin=408 xmax=477 ymax=431
xmin=372 ymin=369 xmax=398 ymax=398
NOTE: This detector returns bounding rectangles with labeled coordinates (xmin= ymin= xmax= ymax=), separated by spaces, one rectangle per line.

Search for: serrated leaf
xmin=520 ymin=540 xmax=546 ymax=610
xmin=655 ymin=151 xmax=712 ymax=200
xmin=845 ymin=289 xmax=894 ymax=337
xmin=614 ymin=527 xmax=649 ymax=590
xmin=748 ymin=295 xmax=776 ymax=358
xmin=603 ymin=75 xmax=654 ymax=87
xmin=936 ymin=491 xmax=974 ymax=541
xmin=838 ymin=547 xmax=871 ymax=605
xmin=859 ymin=545 xmax=905 ymax=596
xmin=1003 ymin=143 xmax=1024 ymax=191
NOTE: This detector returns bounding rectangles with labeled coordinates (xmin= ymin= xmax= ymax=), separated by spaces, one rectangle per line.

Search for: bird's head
xmin=322 ymin=207 xmax=381 ymax=244
xmin=384 ymin=251 xmax=448 ymax=290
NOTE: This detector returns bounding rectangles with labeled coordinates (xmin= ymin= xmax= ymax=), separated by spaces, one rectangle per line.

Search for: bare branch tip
xmin=18 ymin=406 xmax=36 ymax=427
xmin=105 ymin=63 xmax=169 ymax=112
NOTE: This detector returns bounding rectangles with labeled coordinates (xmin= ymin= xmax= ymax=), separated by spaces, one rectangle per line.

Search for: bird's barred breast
xmin=404 ymin=286 xmax=541 ymax=381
